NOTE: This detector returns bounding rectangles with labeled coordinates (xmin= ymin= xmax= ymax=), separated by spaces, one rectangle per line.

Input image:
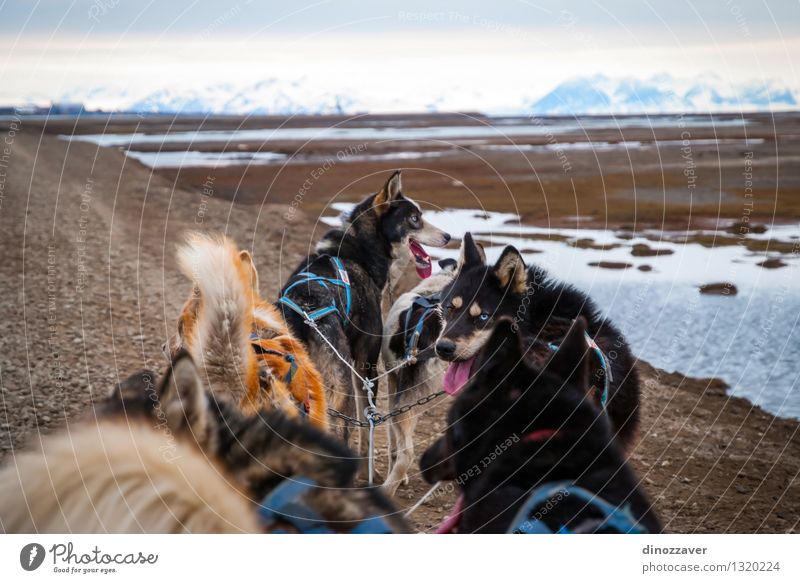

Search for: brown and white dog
xmin=168 ymin=233 xmax=328 ymax=429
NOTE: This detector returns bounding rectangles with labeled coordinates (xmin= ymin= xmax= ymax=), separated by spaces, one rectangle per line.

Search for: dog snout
xmin=435 ymin=338 xmax=457 ymax=361
xmin=417 ymin=221 xmax=452 ymax=248
xmin=432 ymin=229 xmax=451 ymax=246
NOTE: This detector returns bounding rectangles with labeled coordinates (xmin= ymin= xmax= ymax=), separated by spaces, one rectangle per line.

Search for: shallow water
xmin=122 ymin=148 xmax=458 ymax=169
xmin=63 ymin=116 xmax=751 ymax=148
xmin=588 ymin=281 xmax=800 ymax=420
xmin=124 ymin=150 xmax=287 ymax=168
xmin=324 ymin=206 xmax=800 ymax=419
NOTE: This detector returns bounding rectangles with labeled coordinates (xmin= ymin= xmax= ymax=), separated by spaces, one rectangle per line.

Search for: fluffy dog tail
xmin=176 ymin=233 xmax=260 ymax=410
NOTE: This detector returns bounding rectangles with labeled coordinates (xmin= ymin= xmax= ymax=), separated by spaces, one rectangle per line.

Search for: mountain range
xmin=529 ymin=74 xmax=797 ymax=115
xmin=30 ymin=73 xmax=800 ymax=115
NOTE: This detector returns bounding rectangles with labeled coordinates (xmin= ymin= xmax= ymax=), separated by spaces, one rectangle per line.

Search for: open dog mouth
xmin=436 ymin=495 xmax=464 ymax=533
xmin=442 ymin=356 xmax=476 ymax=395
xmin=408 ymin=238 xmax=432 ymax=279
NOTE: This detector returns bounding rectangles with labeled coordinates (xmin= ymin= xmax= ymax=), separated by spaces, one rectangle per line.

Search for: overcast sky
xmin=2 ymin=0 xmax=798 ymax=36
xmin=1 ymin=0 xmax=798 ymax=108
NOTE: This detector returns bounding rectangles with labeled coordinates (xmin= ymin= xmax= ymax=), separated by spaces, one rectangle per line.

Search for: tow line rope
xmin=281 ymin=259 xmax=449 ymax=489
xmin=285 ymin=266 xmax=445 ymax=485
xmin=302 ymin=316 xmax=437 ymax=485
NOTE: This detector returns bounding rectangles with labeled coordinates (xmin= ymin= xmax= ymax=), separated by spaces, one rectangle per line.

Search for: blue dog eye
xmin=479 ymin=313 xmax=489 ymax=321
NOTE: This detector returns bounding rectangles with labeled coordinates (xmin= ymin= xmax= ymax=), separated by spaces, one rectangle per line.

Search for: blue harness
xmin=402 ymin=294 xmax=439 ymax=361
xmin=279 ymin=257 xmax=352 ymax=324
xmin=508 ymin=481 xmax=647 ymax=534
xmin=258 ymin=476 xmax=393 ymax=534
xmin=548 ymin=331 xmax=612 ymax=408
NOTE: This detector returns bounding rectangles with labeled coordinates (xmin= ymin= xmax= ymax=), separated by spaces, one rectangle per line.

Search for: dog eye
xmin=479 ymin=312 xmax=490 ymax=321
xmin=410 ymin=214 xmax=420 ymax=226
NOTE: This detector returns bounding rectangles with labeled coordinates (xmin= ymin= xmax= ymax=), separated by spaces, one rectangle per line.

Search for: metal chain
xmin=302 ymin=315 xmax=446 ymax=484
xmin=326 ymin=407 xmax=371 ymax=428
xmin=375 ymin=390 xmax=446 ymax=424
xmin=327 ymin=389 xmax=446 ymax=428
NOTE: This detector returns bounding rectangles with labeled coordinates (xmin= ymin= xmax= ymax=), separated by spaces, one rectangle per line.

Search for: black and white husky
xmin=279 ymin=171 xmax=450 ymax=456
xmin=434 ymin=233 xmax=641 ymax=449
xmin=381 ymin=258 xmax=457 ymax=495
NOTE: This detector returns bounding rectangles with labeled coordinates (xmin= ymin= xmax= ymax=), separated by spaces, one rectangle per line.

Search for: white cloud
xmin=1 ymin=32 xmax=798 ymax=112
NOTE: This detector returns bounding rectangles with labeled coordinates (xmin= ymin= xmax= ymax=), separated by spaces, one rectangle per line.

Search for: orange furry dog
xmin=170 ymin=233 xmax=328 ymax=430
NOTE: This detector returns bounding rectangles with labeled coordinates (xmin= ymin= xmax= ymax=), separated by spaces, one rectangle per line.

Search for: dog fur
xmin=0 ymin=356 xmax=408 ymax=533
xmin=420 ymin=318 xmax=661 ymax=534
xmin=381 ymin=259 xmax=457 ymax=495
xmin=170 ymin=233 xmax=327 ymax=429
xmin=0 ymin=416 xmax=259 ymax=533
xmin=435 ymin=233 xmax=640 ymax=449
xmin=279 ymin=171 xmax=449 ymax=453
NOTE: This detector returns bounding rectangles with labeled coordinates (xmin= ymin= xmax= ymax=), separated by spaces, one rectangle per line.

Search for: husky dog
xmin=381 ymin=258 xmax=457 ymax=495
xmin=279 ymin=171 xmax=450 ymax=452
xmin=434 ymin=233 xmax=640 ymax=449
xmin=0 ymin=354 xmax=409 ymax=533
xmin=168 ymin=233 xmax=327 ymax=429
xmin=421 ymin=318 xmax=661 ymax=534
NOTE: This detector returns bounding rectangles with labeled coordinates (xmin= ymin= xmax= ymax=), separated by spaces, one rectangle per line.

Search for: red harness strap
xmin=522 ymin=428 xmax=559 ymax=442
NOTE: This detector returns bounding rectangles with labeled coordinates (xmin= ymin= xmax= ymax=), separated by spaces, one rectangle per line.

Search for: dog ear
xmin=162 ymin=334 xmax=182 ymax=360
xmin=372 ymin=170 xmax=402 ymax=213
xmin=547 ymin=317 xmax=590 ymax=390
xmin=457 ymin=232 xmax=486 ymax=269
xmin=238 ymin=249 xmax=260 ymax=298
xmin=108 ymin=369 xmax=157 ymax=400
xmin=493 ymin=246 xmax=526 ymax=294
xmin=158 ymin=351 xmax=212 ymax=445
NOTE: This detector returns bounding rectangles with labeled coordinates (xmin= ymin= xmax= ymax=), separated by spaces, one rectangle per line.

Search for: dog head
xmin=421 ymin=317 xmax=605 ymax=484
xmin=106 ymin=351 xmax=357 ymax=489
xmin=104 ymin=354 xmax=409 ymax=532
xmin=434 ymin=233 xmax=528 ymax=394
xmin=386 ymin=259 xmax=459 ymax=362
xmin=347 ymin=170 xmax=450 ymax=279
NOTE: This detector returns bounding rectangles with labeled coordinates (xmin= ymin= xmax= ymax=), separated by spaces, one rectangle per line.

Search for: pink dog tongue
xmin=436 ymin=495 xmax=464 ymax=534
xmin=442 ymin=357 xmax=475 ymax=395
xmin=408 ymin=240 xmax=432 ymax=279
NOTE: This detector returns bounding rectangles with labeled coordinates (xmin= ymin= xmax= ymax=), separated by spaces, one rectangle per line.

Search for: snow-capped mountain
xmin=44 ymin=73 xmax=799 ymax=115
xmin=128 ymin=79 xmax=360 ymax=116
xmin=529 ymin=74 xmax=797 ymax=115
